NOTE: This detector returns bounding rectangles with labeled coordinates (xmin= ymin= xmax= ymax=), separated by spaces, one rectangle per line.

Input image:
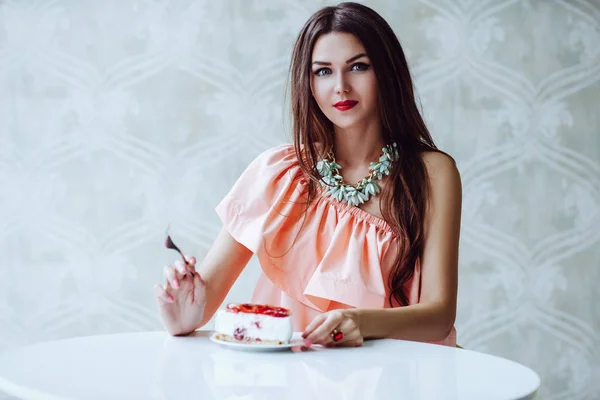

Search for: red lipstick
xmin=333 ymin=100 xmax=358 ymax=111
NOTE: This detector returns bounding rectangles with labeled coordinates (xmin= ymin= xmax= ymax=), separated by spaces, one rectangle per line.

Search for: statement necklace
xmin=316 ymin=142 xmax=399 ymax=206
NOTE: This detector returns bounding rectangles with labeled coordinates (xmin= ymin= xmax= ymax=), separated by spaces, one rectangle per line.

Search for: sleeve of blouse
xmin=214 ymin=144 xmax=301 ymax=253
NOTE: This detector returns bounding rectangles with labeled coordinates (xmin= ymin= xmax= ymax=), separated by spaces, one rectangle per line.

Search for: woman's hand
xmin=302 ymin=310 xmax=364 ymax=347
xmin=154 ymin=256 xmax=207 ymax=336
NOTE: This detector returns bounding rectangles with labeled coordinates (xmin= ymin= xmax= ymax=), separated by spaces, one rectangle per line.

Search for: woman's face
xmin=310 ymin=32 xmax=379 ymax=130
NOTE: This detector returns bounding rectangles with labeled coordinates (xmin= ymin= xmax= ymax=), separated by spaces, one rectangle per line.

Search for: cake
xmin=214 ymin=303 xmax=293 ymax=345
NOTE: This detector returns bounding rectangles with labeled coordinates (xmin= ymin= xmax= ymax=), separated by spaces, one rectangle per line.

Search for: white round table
xmin=0 ymin=331 xmax=540 ymax=400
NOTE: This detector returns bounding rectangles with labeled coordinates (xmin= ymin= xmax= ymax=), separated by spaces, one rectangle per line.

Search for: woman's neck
xmin=332 ymin=122 xmax=385 ymax=168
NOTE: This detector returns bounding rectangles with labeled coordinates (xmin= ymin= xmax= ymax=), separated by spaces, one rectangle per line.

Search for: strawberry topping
xmin=226 ymin=303 xmax=290 ymax=318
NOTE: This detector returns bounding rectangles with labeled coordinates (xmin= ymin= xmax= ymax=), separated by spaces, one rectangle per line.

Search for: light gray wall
xmin=1 ymin=1 xmax=599 ymax=398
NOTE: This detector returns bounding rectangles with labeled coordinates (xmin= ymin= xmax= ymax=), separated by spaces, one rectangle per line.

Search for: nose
xmin=334 ymin=73 xmax=350 ymax=94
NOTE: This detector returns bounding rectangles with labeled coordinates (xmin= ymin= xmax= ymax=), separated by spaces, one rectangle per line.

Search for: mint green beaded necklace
xmin=316 ymin=143 xmax=399 ymax=207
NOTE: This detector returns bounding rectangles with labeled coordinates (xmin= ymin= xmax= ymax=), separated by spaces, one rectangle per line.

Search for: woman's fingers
xmin=305 ymin=312 xmax=343 ymax=345
xmin=156 ymin=256 xmax=199 ymax=307
xmin=175 ymin=256 xmax=197 ymax=276
xmin=163 ymin=264 xmax=181 ymax=289
xmin=329 ymin=319 xmax=363 ymax=347
xmin=154 ymin=284 xmax=174 ymax=303
xmin=303 ymin=311 xmax=363 ymax=347
xmin=185 ymin=255 xmax=196 ymax=267
xmin=193 ymin=271 xmax=205 ymax=287
xmin=302 ymin=313 xmax=327 ymax=339
xmin=174 ymin=259 xmax=189 ymax=275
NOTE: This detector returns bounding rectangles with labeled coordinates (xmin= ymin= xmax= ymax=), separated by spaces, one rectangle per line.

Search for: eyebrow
xmin=312 ymin=52 xmax=368 ymax=66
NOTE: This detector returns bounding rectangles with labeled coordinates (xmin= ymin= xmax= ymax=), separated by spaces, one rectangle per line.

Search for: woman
xmin=154 ymin=2 xmax=461 ymax=348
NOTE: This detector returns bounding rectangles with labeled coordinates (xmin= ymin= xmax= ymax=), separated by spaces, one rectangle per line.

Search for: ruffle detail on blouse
xmin=215 ymin=144 xmax=398 ymax=312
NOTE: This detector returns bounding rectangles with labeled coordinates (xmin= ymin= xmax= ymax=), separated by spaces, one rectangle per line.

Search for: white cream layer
xmin=214 ymin=309 xmax=293 ymax=343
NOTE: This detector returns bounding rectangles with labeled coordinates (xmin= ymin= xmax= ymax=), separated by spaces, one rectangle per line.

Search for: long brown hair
xmin=288 ymin=2 xmax=449 ymax=307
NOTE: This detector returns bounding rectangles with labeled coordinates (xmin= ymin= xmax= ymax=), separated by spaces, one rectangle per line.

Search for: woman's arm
xmin=158 ymin=226 xmax=253 ymax=336
xmin=193 ymin=227 xmax=254 ymax=329
xmin=359 ymin=151 xmax=462 ymax=341
xmin=303 ymin=151 xmax=461 ymax=344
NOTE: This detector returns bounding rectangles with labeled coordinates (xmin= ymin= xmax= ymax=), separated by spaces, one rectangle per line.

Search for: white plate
xmin=209 ymin=332 xmax=305 ymax=352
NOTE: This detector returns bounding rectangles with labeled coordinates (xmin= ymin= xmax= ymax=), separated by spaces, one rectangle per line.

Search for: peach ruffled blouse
xmin=215 ymin=144 xmax=456 ymax=346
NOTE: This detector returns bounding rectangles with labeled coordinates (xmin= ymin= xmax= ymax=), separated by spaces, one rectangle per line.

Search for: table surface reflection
xmin=0 ymin=331 xmax=540 ymax=400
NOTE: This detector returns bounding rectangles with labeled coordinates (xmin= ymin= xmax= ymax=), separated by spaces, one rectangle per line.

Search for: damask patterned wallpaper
xmin=0 ymin=1 xmax=598 ymax=399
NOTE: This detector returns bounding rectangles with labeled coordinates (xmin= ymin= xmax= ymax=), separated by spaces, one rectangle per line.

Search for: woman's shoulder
xmin=420 ymin=150 xmax=456 ymax=168
xmin=420 ymin=150 xmax=462 ymax=210
xmin=420 ymin=150 xmax=461 ymax=184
